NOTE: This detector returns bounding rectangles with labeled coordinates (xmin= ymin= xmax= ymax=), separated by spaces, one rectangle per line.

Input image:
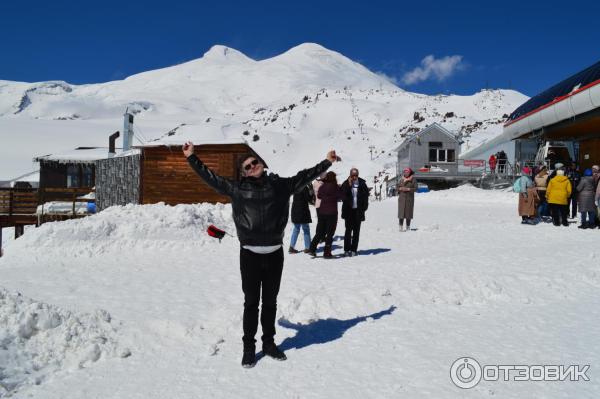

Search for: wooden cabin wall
xmin=141 ymin=145 xmax=254 ymax=205
xmin=579 ymin=139 xmax=600 ymax=170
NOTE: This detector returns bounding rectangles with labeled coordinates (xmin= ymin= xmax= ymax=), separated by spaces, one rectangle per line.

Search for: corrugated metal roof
xmin=33 ymin=148 xmax=141 ymax=163
xmin=507 ymin=60 xmax=600 ymax=123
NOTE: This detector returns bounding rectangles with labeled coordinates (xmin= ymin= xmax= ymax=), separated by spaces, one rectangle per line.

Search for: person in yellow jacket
xmin=546 ymin=169 xmax=572 ymax=227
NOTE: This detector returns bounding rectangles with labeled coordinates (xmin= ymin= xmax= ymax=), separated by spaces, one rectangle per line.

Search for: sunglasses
xmin=243 ymin=159 xmax=259 ymax=171
xmin=350 ymin=174 xmax=358 ymax=178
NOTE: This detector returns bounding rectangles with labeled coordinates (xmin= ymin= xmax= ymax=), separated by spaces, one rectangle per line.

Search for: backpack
xmin=513 ymin=178 xmax=522 ymax=193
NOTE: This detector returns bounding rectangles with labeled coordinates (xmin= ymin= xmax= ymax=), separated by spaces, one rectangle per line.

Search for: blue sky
xmin=2 ymin=0 xmax=599 ymax=96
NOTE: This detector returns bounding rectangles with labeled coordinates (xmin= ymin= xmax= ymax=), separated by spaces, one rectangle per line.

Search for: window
xmin=82 ymin=165 xmax=94 ymax=187
xmin=67 ymin=165 xmax=80 ymax=188
xmin=428 ymin=141 xmax=442 ymax=148
xmin=447 ymin=149 xmax=456 ymax=162
xmin=429 ymin=148 xmax=456 ymax=163
xmin=429 ymin=149 xmax=437 ymax=162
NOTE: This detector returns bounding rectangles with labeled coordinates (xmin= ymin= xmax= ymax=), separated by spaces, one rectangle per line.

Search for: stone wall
xmin=95 ymin=154 xmax=140 ymax=211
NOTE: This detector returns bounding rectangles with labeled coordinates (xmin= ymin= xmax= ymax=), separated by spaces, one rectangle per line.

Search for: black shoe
xmin=578 ymin=224 xmax=588 ymax=229
xmin=288 ymin=246 xmax=300 ymax=254
xmin=262 ymin=343 xmax=287 ymax=361
xmin=241 ymin=349 xmax=256 ymax=368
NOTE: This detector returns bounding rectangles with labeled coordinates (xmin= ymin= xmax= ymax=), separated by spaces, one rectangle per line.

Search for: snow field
xmin=1 ymin=185 xmax=599 ymax=398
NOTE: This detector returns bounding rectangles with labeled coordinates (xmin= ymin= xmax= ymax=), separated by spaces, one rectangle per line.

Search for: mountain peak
xmin=279 ymin=42 xmax=344 ymax=59
xmin=202 ymin=45 xmax=253 ymax=62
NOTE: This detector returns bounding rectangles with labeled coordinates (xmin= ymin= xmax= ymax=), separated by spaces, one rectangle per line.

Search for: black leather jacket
xmin=187 ymin=154 xmax=331 ymax=246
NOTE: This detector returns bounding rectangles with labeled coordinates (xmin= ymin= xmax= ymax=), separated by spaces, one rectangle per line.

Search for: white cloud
xmin=402 ymin=55 xmax=464 ymax=85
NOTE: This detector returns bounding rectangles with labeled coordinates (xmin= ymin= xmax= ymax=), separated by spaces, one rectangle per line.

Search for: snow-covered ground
xmin=1 ymin=185 xmax=599 ymax=398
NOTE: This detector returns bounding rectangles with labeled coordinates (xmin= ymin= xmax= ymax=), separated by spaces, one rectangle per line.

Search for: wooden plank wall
xmin=579 ymin=139 xmax=600 ymax=170
xmin=141 ymin=144 xmax=254 ymax=205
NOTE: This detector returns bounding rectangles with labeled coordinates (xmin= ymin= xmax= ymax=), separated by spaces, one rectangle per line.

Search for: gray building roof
xmin=394 ymin=123 xmax=458 ymax=152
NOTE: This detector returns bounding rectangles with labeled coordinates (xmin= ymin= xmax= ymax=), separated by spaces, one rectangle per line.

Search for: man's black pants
xmin=549 ymin=203 xmax=569 ymax=226
xmin=240 ymin=247 xmax=284 ymax=349
xmin=344 ymin=209 xmax=362 ymax=252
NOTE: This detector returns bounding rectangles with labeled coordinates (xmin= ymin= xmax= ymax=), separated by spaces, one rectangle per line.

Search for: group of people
xmin=488 ymin=150 xmax=508 ymax=174
xmin=516 ymin=163 xmax=600 ymax=229
xmin=289 ymin=166 xmax=419 ymax=259
xmin=288 ymin=167 xmax=369 ymax=258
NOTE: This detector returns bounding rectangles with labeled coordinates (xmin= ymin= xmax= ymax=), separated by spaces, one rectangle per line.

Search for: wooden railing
xmin=0 ymin=188 xmax=38 ymax=216
xmin=38 ymin=187 xmax=95 ymax=217
xmin=0 ymin=187 xmax=94 ymax=217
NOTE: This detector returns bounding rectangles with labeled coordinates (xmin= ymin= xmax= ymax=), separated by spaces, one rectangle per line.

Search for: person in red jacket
xmin=489 ymin=154 xmax=497 ymax=174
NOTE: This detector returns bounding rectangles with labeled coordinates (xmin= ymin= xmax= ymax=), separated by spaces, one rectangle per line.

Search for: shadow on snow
xmin=276 ymin=305 xmax=396 ymax=353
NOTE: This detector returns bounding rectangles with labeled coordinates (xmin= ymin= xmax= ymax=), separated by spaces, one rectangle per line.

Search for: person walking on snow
xmin=183 ymin=142 xmax=337 ymax=368
xmin=288 ymin=184 xmax=315 ymax=253
xmin=397 ymin=168 xmax=418 ymax=231
xmin=340 ymin=168 xmax=369 ymax=257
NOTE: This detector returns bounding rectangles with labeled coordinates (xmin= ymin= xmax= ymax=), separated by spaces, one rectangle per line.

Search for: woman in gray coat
xmin=577 ymin=168 xmax=597 ymax=229
xmin=397 ymin=167 xmax=418 ymax=232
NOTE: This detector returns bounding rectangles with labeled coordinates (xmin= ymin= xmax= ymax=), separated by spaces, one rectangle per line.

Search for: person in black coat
xmin=340 ymin=168 xmax=369 ymax=257
xmin=183 ymin=141 xmax=338 ymax=368
xmin=289 ymin=184 xmax=315 ymax=253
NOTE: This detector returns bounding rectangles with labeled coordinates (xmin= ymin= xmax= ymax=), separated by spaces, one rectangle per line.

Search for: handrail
xmin=0 ymin=187 xmax=95 ymax=217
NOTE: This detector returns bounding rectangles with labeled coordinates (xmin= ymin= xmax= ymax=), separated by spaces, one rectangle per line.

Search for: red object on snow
xmin=207 ymin=225 xmax=227 ymax=241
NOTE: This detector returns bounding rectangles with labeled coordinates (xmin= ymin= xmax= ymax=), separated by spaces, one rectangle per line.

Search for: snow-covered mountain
xmin=0 ymin=43 xmax=528 ymax=180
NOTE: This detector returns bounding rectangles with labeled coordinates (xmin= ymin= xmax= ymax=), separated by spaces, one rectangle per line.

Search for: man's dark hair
xmin=237 ymin=153 xmax=256 ymax=172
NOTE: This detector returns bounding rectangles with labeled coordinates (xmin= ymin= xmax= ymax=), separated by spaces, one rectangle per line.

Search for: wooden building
xmin=33 ymin=147 xmax=109 ymax=189
xmin=95 ymin=140 xmax=265 ymax=210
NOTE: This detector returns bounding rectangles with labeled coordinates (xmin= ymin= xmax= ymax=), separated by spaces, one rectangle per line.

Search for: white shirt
xmin=243 ymin=245 xmax=282 ymax=254
xmin=351 ymin=182 xmax=359 ymax=209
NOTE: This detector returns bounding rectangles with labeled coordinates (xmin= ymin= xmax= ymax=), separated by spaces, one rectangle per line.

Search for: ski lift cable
xmin=133 ymin=125 xmax=148 ymax=144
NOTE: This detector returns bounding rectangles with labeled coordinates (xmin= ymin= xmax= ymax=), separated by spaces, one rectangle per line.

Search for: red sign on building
xmin=463 ymin=160 xmax=485 ymax=167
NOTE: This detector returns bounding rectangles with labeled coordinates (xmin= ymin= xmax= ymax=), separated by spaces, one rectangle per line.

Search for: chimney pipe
xmin=123 ymin=109 xmax=134 ymax=151
xmin=109 ymin=131 xmax=120 ymax=157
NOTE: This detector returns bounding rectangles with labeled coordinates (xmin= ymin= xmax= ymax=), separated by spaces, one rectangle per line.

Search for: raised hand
xmin=182 ymin=141 xmax=194 ymax=158
xmin=327 ymin=150 xmax=341 ymax=163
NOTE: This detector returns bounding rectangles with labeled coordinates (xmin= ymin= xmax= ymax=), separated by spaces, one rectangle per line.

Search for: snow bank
xmin=423 ymin=183 xmax=515 ymax=204
xmin=7 ymin=202 xmax=234 ymax=257
xmin=0 ymin=289 xmax=129 ymax=396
